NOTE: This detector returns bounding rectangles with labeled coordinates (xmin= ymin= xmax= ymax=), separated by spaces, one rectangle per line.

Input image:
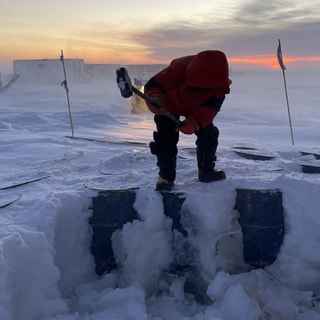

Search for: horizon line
xmin=2 ymin=54 xmax=320 ymax=74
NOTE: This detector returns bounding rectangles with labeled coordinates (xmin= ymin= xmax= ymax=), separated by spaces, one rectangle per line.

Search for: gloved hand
xmin=147 ymin=96 xmax=166 ymax=114
xmin=176 ymin=118 xmax=200 ymax=134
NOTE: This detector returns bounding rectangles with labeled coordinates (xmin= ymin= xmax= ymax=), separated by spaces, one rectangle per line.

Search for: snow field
xmin=0 ymin=68 xmax=319 ymax=319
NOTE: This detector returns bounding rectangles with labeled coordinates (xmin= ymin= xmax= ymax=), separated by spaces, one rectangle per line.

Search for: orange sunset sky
xmin=1 ymin=0 xmax=320 ymax=73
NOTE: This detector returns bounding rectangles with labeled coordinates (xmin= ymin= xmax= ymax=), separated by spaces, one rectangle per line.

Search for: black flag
xmin=277 ymin=39 xmax=286 ymax=71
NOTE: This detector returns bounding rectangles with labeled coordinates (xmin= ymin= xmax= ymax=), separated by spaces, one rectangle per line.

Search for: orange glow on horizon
xmin=228 ymin=55 xmax=320 ymax=69
xmin=84 ymin=54 xmax=320 ymax=69
xmin=3 ymin=51 xmax=320 ymax=72
xmin=70 ymin=54 xmax=320 ymax=70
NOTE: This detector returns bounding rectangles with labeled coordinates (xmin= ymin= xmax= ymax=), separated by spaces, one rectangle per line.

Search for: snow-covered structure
xmin=13 ymin=59 xmax=86 ymax=83
xmin=13 ymin=59 xmax=167 ymax=84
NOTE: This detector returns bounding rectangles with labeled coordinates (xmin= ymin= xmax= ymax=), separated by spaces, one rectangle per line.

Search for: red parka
xmin=144 ymin=50 xmax=232 ymax=129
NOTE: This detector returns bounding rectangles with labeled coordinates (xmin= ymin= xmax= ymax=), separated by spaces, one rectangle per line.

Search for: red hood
xmin=184 ymin=50 xmax=232 ymax=91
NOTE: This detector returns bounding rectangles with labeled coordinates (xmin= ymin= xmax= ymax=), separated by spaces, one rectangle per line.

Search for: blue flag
xmin=277 ymin=39 xmax=286 ymax=71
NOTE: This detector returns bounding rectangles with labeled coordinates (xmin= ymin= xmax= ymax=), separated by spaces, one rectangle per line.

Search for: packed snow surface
xmin=0 ymin=68 xmax=320 ymax=319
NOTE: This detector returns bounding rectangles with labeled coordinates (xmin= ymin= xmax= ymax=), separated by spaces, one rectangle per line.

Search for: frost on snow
xmin=0 ymin=68 xmax=320 ymax=319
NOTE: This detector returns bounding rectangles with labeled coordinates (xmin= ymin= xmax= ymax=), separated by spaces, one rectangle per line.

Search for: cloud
xmin=126 ymin=0 xmax=320 ymax=61
xmin=2 ymin=0 xmax=319 ymax=70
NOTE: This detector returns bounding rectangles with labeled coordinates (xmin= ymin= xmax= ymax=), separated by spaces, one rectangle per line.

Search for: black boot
xmin=155 ymin=177 xmax=174 ymax=191
xmin=150 ymin=115 xmax=179 ymax=191
xmin=198 ymin=168 xmax=226 ymax=182
xmin=195 ymin=123 xmax=226 ymax=182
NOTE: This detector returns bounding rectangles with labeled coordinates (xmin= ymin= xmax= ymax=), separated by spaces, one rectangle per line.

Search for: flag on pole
xmin=276 ymin=39 xmax=294 ymax=145
xmin=277 ymin=39 xmax=286 ymax=71
xmin=60 ymin=50 xmax=74 ymax=137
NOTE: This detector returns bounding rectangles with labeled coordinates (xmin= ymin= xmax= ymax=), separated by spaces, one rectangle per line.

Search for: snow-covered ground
xmin=0 ymin=67 xmax=320 ymax=320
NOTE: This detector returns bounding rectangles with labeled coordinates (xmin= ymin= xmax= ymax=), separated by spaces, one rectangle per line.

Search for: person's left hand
xmin=147 ymin=96 xmax=166 ymax=114
xmin=176 ymin=118 xmax=200 ymax=134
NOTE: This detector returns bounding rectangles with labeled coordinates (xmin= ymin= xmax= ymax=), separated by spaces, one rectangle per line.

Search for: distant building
xmin=13 ymin=59 xmax=87 ymax=83
xmin=13 ymin=59 xmax=167 ymax=84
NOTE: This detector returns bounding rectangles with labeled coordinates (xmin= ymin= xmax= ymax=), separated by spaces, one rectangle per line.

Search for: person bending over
xmin=144 ymin=50 xmax=232 ymax=191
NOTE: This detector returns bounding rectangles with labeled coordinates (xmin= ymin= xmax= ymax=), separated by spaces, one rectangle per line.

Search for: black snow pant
xmin=149 ymin=114 xmax=219 ymax=182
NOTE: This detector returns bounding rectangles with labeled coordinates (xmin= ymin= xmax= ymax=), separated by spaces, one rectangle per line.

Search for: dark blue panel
xmin=233 ymin=150 xmax=274 ymax=161
xmin=235 ymin=189 xmax=284 ymax=268
xmin=301 ymin=164 xmax=320 ymax=174
xmin=161 ymin=192 xmax=187 ymax=236
xmin=90 ymin=189 xmax=138 ymax=275
xmin=90 ymin=190 xmax=186 ymax=276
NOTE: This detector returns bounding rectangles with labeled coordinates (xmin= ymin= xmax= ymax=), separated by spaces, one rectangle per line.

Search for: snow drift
xmin=0 ymin=67 xmax=320 ymax=319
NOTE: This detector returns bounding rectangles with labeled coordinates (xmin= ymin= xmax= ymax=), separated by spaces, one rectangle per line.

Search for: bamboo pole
xmin=281 ymin=67 xmax=294 ymax=145
xmin=60 ymin=50 xmax=74 ymax=137
xmin=277 ymin=39 xmax=294 ymax=145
